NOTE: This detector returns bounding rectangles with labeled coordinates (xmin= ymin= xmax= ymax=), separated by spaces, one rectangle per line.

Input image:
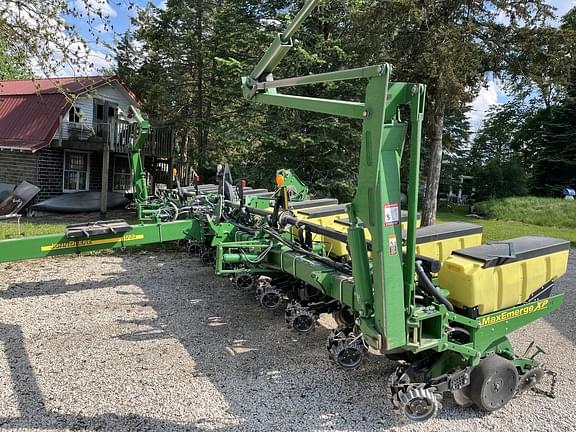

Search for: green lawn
xmin=437 ymin=202 xmax=576 ymax=245
xmin=1 ymin=200 xmax=574 ymax=247
xmin=0 ymin=209 xmax=138 ymax=240
xmin=0 ymin=222 xmax=67 ymax=239
xmin=475 ymin=197 xmax=576 ymax=229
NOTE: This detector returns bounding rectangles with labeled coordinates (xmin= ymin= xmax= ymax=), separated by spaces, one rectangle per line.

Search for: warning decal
xmin=384 ymin=202 xmax=400 ymax=227
xmin=388 ymin=235 xmax=398 ymax=256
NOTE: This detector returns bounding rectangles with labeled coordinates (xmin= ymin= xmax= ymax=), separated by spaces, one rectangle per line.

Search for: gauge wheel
xmin=469 ymin=355 xmax=518 ymax=411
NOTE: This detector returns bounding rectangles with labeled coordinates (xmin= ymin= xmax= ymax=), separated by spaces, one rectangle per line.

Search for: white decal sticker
xmin=384 ymin=202 xmax=400 ymax=226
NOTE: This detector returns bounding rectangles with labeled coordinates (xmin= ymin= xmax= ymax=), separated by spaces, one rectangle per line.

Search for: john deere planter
xmin=0 ymin=0 xmax=570 ymax=423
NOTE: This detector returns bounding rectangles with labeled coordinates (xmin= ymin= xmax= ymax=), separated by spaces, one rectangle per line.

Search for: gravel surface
xmin=0 ymin=249 xmax=574 ymax=432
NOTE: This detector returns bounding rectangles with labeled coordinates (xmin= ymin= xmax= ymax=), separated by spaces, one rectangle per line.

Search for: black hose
xmin=415 ymin=260 xmax=454 ymax=312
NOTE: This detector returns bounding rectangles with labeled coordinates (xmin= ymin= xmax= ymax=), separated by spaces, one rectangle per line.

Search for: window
xmin=113 ymin=155 xmax=132 ymax=192
xmin=63 ymin=151 xmax=89 ymax=192
xmin=68 ymin=106 xmax=81 ymax=123
xmin=96 ymin=103 xmax=104 ymax=121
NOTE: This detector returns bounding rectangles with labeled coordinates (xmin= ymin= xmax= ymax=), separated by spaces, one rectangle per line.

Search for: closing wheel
xmin=292 ymin=314 xmax=315 ymax=334
xmin=517 ymin=368 xmax=545 ymax=393
xmin=187 ymin=241 xmax=202 ymax=256
xmin=200 ymin=249 xmax=215 ymax=266
xmin=469 ymin=355 xmax=519 ymax=411
xmin=327 ymin=331 xmax=366 ymax=369
xmin=233 ymin=272 xmax=257 ymax=291
xmin=397 ymin=387 xmax=441 ymax=422
xmin=259 ymin=288 xmax=282 ymax=309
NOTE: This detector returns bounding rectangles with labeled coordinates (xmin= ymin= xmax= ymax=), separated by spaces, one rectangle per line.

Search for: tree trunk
xmin=421 ymin=102 xmax=445 ymax=226
xmin=196 ymin=0 xmax=206 ymax=178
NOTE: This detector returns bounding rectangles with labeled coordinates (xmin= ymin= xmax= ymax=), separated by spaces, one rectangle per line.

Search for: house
xmin=0 ymin=76 xmax=178 ymax=201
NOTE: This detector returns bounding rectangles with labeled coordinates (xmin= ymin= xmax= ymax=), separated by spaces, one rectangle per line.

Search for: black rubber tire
xmin=200 ymin=249 xmax=215 ymax=266
xmin=469 ymin=355 xmax=518 ymax=412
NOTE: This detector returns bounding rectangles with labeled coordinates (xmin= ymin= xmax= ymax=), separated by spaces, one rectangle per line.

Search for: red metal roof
xmin=0 ymin=94 xmax=69 ymax=151
xmin=0 ymin=76 xmax=114 ymax=96
xmin=0 ymin=76 xmax=124 ymax=152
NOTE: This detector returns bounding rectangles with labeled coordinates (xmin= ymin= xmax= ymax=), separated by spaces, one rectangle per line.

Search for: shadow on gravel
xmin=107 ymin=252 xmax=483 ymax=431
xmin=544 ymin=250 xmax=576 ymax=345
xmin=0 ymin=251 xmax=492 ymax=431
xmin=0 ymin=275 xmax=126 ymax=299
xmin=0 ymin=323 xmax=204 ymax=431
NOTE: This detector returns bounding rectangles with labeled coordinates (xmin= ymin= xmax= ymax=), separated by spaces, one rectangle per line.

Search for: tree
xmin=353 ymin=0 xmax=557 ymax=225
xmin=439 ymin=110 xmax=472 ymax=194
xmin=117 ymin=0 xmax=364 ymax=198
xmin=1 ymin=0 xmax=116 ymax=76
xmin=0 ymin=37 xmax=29 ymax=79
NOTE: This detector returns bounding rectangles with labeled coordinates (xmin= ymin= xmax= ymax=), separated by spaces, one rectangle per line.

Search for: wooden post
xmin=100 ymin=119 xmax=113 ymax=219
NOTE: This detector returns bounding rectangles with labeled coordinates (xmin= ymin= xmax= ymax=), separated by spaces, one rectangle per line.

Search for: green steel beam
xmin=254 ymin=65 xmax=389 ymax=91
xmin=128 ymin=106 xmax=151 ymax=208
xmin=0 ymin=220 xmax=194 ymax=263
xmin=253 ymin=93 xmax=366 ymax=119
xmin=403 ymin=84 xmax=426 ymax=309
xmin=348 ymin=65 xmax=409 ymax=350
xmin=248 ymin=0 xmax=321 ymax=82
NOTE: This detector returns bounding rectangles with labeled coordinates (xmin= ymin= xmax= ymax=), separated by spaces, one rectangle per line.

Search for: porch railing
xmin=63 ymin=119 xmax=175 ymax=159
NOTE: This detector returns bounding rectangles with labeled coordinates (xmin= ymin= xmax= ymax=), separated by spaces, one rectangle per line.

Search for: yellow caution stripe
xmin=40 ymin=234 xmax=145 ymax=252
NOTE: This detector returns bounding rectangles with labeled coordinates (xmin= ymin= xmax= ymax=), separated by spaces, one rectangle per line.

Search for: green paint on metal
xmin=0 ymin=220 xmax=194 ymax=263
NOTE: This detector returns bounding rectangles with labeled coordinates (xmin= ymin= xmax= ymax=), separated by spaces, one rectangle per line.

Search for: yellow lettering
xmin=479 ymin=299 xmax=550 ymax=327
xmin=41 ymin=234 xmax=145 ymax=252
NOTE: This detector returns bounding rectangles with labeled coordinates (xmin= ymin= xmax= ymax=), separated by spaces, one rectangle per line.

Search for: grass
xmin=0 ymin=221 xmax=67 ymax=239
xmin=0 ymin=210 xmax=137 ymax=240
xmin=475 ymin=197 xmax=576 ymax=229
xmin=1 ymin=199 xmax=574 ymax=247
xmin=438 ymin=201 xmax=576 ymax=245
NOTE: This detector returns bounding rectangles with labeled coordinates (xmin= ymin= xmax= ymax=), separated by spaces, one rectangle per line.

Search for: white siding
xmin=53 ymin=82 xmax=138 ymax=141
xmin=92 ymin=82 xmax=135 ymax=115
xmin=53 ymin=95 xmax=93 ymax=140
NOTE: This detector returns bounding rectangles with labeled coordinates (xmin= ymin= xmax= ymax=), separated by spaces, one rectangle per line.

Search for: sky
xmin=70 ymin=0 xmax=575 ymax=131
xmin=466 ymin=0 xmax=576 ymax=131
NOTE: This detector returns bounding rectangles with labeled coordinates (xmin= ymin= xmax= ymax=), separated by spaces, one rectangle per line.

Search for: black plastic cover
xmin=66 ymin=219 xmax=132 ymax=239
xmin=289 ymin=199 xmax=339 ymax=209
xmin=411 ymin=222 xmax=482 ymax=244
xmin=453 ymin=236 xmax=570 ymax=268
xmin=297 ymin=204 xmax=348 ymax=218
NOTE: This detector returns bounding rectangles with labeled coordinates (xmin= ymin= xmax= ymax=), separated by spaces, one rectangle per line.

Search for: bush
xmin=473 ymin=158 xmax=528 ymax=201
xmin=475 ymin=196 xmax=576 ymax=229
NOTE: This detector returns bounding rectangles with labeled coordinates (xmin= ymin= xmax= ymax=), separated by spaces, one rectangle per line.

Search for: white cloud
xmin=75 ymin=0 xmax=117 ymax=18
xmin=467 ymin=80 xmax=500 ymax=132
xmin=495 ymin=1 xmax=575 ymax=27
xmin=95 ymin=23 xmax=110 ymax=34
xmin=548 ymin=0 xmax=575 ymax=18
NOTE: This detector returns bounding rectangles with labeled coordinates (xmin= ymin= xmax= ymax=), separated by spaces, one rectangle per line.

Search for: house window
xmin=96 ymin=103 xmax=104 ymax=121
xmin=68 ymin=106 xmax=82 ymax=123
xmin=113 ymin=155 xmax=132 ymax=192
xmin=63 ymin=151 xmax=89 ymax=192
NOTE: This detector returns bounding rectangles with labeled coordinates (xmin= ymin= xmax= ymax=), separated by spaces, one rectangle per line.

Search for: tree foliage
xmin=115 ymin=1 xmax=575 ymax=209
xmin=0 ymin=0 xmax=121 ymax=76
xmin=352 ymin=0 xmax=559 ymax=224
xmin=0 ymin=37 xmax=29 ymax=79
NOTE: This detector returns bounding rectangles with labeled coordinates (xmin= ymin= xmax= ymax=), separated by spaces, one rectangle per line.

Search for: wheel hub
xmin=327 ymin=329 xmax=366 ymax=369
xmin=256 ymin=282 xmax=283 ymax=309
xmin=285 ymin=303 xmax=317 ymax=334
xmin=397 ymin=386 xmax=441 ymax=422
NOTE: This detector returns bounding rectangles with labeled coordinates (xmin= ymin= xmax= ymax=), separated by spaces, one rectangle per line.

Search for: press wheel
xmin=469 ymin=355 xmax=518 ymax=411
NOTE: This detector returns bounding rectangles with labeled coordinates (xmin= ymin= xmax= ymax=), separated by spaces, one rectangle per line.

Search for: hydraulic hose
xmin=415 ymin=260 xmax=454 ymax=312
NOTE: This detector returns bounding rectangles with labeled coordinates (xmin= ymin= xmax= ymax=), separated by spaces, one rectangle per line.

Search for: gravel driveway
xmin=0 ymin=249 xmax=574 ymax=432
